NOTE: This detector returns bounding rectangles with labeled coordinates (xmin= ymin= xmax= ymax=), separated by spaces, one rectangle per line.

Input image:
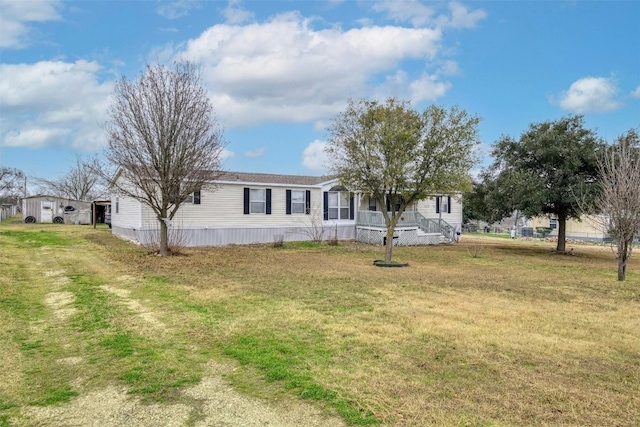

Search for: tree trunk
xmin=556 ymin=212 xmax=567 ymax=252
xmin=159 ymin=216 xmax=169 ymax=256
xmin=617 ymin=239 xmax=630 ymax=281
xmin=385 ymin=226 xmax=395 ymax=263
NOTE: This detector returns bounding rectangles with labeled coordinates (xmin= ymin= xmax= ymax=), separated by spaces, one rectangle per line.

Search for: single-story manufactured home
xmin=110 ymin=172 xmax=461 ymax=247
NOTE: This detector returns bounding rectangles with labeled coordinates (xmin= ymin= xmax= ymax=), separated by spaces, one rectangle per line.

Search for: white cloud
xmin=444 ymin=2 xmax=487 ymax=29
xmin=0 ymin=60 xmax=113 ymax=150
xmin=408 ymin=73 xmax=452 ymax=103
xmin=372 ymin=0 xmax=486 ymax=29
xmin=157 ymin=0 xmax=201 ymax=19
xmin=631 ymin=86 xmax=640 ymax=98
xmin=220 ymin=148 xmax=235 ymax=160
xmin=3 ymin=128 xmax=71 ymax=149
xmin=437 ymin=60 xmax=461 ymax=76
xmin=179 ymin=12 xmax=448 ymax=127
xmin=302 ymin=140 xmax=328 ymax=172
xmin=372 ymin=0 xmax=435 ymax=27
xmin=223 ymin=0 xmax=254 ymax=24
xmin=244 ymin=147 xmax=265 ymax=158
xmin=555 ymin=77 xmax=621 ymax=113
xmin=374 ymin=70 xmax=449 ymax=103
xmin=0 ymin=0 xmax=62 ymax=49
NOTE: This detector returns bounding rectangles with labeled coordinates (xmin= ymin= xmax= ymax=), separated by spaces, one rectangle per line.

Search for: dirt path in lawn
xmin=10 ymin=234 xmax=345 ymax=427
xmin=20 ymin=363 xmax=345 ymax=427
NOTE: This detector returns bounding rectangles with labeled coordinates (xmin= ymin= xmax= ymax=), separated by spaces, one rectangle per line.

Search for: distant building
xmin=527 ymin=215 xmax=610 ymax=242
xmin=22 ymin=195 xmax=93 ymax=225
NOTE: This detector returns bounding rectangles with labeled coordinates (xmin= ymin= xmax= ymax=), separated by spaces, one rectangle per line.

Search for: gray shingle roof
xmin=214 ymin=171 xmax=335 ymax=186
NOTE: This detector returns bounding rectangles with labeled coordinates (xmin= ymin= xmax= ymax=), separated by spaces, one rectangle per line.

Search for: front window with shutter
xmin=170 ymin=187 xmax=201 ymax=205
xmin=328 ymin=191 xmax=350 ymax=220
xmin=436 ymin=196 xmax=451 ymax=214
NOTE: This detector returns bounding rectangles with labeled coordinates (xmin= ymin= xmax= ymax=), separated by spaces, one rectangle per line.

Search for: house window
xmin=441 ymin=197 xmax=449 ymax=214
xmin=328 ymin=191 xmax=350 ymax=220
xmin=287 ymin=190 xmax=310 ymax=214
xmin=184 ymin=190 xmax=201 ymax=205
xmin=549 ymin=217 xmax=558 ymax=229
xmin=368 ymin=196 xmax=377 ymax=211
xmin=250 ymin=189 xmax=265 ymax=213
xmin=115 ymin=197 xmax=119 ymax=214
xmin=244 ymin=188 xmax=272 ymax=214
xmin=436 ymin=196 xmax=451 ymax=214
xmin=291 ymin=190 xmax=305 ymax=214
xmin=386 ymin=194 xmax=403 ymax=212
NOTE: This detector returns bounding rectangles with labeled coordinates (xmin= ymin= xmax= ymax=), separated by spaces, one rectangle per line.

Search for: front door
xmin=41 ymin=201 xmax=53 ymax=222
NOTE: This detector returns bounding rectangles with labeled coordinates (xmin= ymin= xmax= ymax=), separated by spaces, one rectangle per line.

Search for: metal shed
xmin=22 ymin=195 xmax=93 ymax=224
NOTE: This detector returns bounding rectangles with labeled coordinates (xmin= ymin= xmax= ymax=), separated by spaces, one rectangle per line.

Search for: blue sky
xmin=1 ymin=0 xmax=639 ymax=191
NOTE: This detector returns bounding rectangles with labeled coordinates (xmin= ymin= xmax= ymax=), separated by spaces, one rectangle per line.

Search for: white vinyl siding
xmin=415 ymin=195 xmax=463 ymax=230
xmin=135 ymin=184 xmax=322 ymax=228
xmin=112 ymin=195 xmax=144 ymax=229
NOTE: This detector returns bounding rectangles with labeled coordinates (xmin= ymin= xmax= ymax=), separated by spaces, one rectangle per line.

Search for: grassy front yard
xmin=1 ymin=219 xmax=638 ymax=426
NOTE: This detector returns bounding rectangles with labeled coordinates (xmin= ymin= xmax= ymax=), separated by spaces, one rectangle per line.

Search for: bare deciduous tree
xmin=0 ymin=167 xmax=25 ymax=203
xmin=35 ymin=155 xmax=107 ymax=200
xmin=291 ymin=206 xmax=332 ymax=243
xmin=105 ymin=61 xmax=226 ymax=256
xmin=594 ymin=129 xmax=640 ymax=281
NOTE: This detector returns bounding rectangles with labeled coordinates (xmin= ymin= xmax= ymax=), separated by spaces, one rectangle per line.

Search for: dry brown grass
xmin=2 ymin=223 xmax=639 ymax=426
xmin=94 ymin=233 xmax=640 ymax=426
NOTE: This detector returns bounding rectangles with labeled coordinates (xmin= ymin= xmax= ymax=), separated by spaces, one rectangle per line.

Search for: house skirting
xmin=112 ymin=224 xmax=356 ymax=247
xmin=356 ymin=226 xmax=443 ymax=246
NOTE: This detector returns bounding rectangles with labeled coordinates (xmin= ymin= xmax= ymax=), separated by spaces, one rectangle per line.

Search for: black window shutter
xmin=386 ymin=196 xmax=391 ymax=212
xmin=436 ymin=196 xmax=440 ymax=214
xmin=323 ymin=192 xmax=329 ymax=220
xmin=266 ymin=189 xmax=272 ymax=214
xmin=305 ymin=190 xmax=311 ymax=215
xmin=447 ymin=196 xmax=451 ymax=214
xmin=286 ymin=190 xmax=292 ymax=215
xmin=349 ymin=193 xmax=355 ymax=220
xmin=243 ymin=188 xmax=250 ymax=214
xmin=194 ymin=190 xmax=201 ymax=205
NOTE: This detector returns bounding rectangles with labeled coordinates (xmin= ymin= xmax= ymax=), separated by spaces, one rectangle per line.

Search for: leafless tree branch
xmin=34 ymin=155 xmax=107 ymax=200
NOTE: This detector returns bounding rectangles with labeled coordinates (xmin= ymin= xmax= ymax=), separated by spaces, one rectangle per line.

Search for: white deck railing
xmin=356 ymin=210 xmax=455 ymax=242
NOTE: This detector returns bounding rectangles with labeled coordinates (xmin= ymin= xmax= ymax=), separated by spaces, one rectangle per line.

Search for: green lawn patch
xmin=224 ymin=333 xmax=378 ymax=425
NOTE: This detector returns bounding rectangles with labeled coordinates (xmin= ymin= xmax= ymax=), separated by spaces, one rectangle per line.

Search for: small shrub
xmin=466 ymin=244 xmax=483 ymax=258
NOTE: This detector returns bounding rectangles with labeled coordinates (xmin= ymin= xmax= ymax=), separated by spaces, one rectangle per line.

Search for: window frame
xmin=327 ymin=190 xmax=350 ymax=220
xmin=250 ymin=188 xmax=266 ymax=214
xmin=291 ymin=190 xmax=306 ymax=214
